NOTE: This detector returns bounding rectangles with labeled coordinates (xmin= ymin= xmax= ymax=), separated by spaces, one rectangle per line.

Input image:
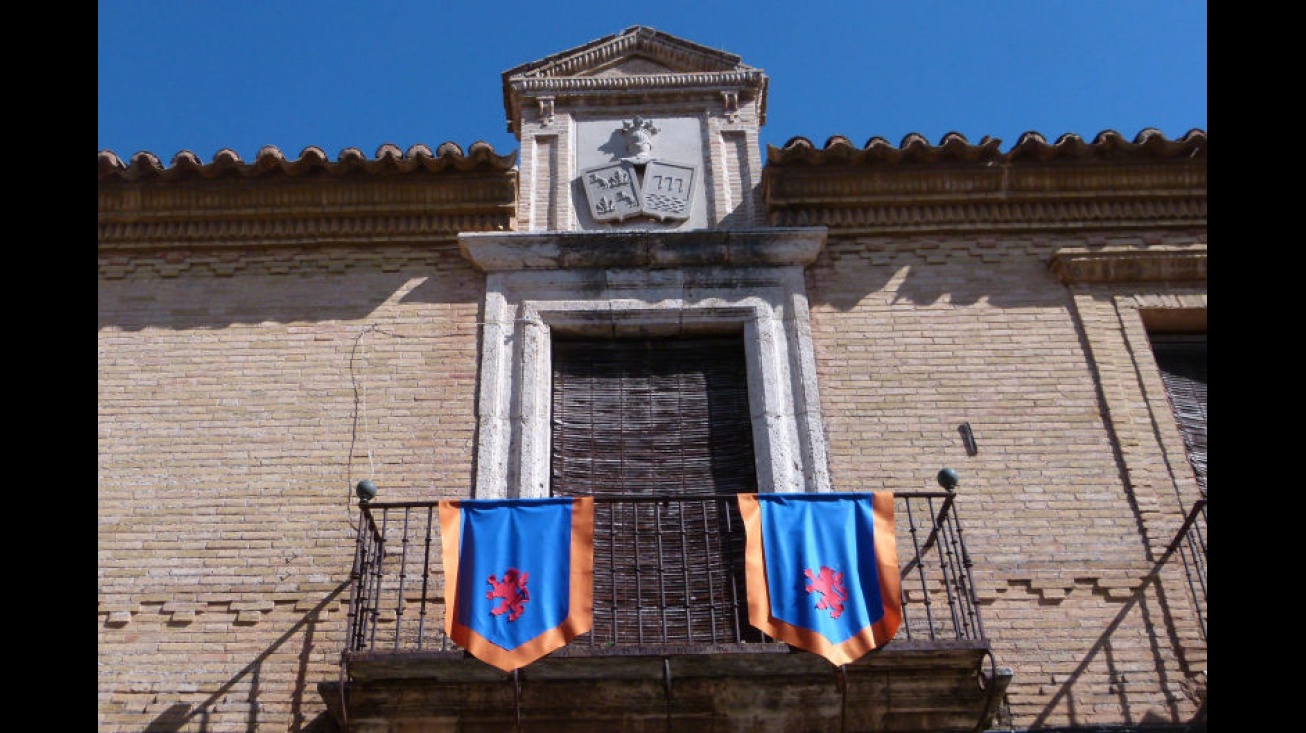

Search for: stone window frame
xmin=459 ymin=228 xmax=832 ymax=500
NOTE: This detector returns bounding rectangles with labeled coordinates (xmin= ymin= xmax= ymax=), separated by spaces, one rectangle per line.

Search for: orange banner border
xmin=738 ymin=492 xmax=902 ymax=666
xmin=439 ymin=496 xmax=594 ymax=672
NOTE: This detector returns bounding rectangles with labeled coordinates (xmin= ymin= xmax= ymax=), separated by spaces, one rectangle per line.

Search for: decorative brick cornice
xmin=99 ymin=166 xmax=518 ymax=251
xmin=98 ymin=214 xmax=513 ymax=251
xmin=764 ymin=130 xmax=1206 ymax=233
xmin=767 ymin=197 xmax=1205 ymax=233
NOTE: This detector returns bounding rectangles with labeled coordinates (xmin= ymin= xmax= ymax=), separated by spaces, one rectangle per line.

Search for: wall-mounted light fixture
xmin=958 ymin=422 xmax=978 ymax=456
xmin=937 ymin=467 xmax=959 ymax=491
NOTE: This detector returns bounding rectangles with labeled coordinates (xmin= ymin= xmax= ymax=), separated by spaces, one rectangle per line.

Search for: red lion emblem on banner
xmin=486 ymin=568 xmax=530 ymax=621
xmin=803 ymin=566 xmax=848 ymax=619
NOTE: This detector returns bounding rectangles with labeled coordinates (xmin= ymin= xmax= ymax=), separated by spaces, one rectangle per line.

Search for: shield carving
xmin=639 ymin=161 xmax=695 ymax=221
xmin=581 ymin=162 xmax=642 ymax=222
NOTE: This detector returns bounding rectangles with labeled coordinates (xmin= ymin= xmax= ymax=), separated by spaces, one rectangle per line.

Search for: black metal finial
xmin=355 ymin=479 xmax=377 ymax=503
xmin=937 ymin=468 xmax=959 ymax=491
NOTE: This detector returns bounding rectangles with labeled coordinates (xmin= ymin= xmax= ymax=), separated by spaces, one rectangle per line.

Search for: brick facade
xmin=98 ymin=245 xmax=485 ymax=731
xmin=99 ymin=26 xmax=1205 ymax=733
xmin=805 ymin=230 xmax=1206 ymax=727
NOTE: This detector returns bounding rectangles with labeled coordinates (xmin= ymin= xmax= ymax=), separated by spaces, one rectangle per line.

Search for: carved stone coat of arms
xmin=580 ymin=117 xmax=697 ymax=223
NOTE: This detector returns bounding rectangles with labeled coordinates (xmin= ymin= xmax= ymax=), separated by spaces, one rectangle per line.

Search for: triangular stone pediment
xmin=584 ymin=55 xmax=677 ymax=78
xmin=502 ymin=26 xmax=768 ymax=137
xmin=505 ymin=25 xmax=751 ymax=80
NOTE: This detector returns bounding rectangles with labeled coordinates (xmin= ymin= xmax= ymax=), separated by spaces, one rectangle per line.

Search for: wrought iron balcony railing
xmin=343 ymin=491 xmax=984 ymax=657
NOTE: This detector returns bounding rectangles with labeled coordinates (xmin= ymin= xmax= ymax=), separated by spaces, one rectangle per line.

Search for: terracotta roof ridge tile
xmin=99 ymin=142 xmax=518 ymax=182
xmin=766 ymin=129 xmax=1205 ymax=166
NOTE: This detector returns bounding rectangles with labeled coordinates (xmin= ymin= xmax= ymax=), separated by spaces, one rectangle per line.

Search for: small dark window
xmin=551 ymin=336 xmax=760 ymax=644
xmin=1151 ymin=334 xmax=1206 ymax=495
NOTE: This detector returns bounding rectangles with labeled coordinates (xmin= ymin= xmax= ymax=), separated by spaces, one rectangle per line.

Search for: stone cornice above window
xmin=1048 ymin=245 xmax=1207 ymax=284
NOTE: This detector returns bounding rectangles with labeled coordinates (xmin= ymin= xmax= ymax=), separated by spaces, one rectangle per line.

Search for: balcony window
xmin=457 ymin=228 xmax=833 ymax=500
xmin=551 ymin=335 xmax=763 ymax=645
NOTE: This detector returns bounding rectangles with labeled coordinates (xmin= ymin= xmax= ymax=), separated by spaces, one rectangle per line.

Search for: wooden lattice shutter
xmin=551 ymin=336 xmax=760 ymax=644
xmin=1152 ymin=334 xmax=1207 ymax=495
xmin=551 ymin=336 xmax=757 ymax=495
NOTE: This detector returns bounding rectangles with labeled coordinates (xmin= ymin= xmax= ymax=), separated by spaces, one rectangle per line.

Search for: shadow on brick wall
xmin=98 ymin=252 xmax=482 ymax=332
xmin=1027 ymin=538 xmax=1207 ymax=729
xmin=141 ymin=581 xmax=348 ymax=733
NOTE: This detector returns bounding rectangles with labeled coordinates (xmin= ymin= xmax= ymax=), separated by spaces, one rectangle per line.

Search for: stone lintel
xmin=459 ymin=227 xmax=827 ymax=272
xmin=1049 ymin=246 xmax=1207 ymax=284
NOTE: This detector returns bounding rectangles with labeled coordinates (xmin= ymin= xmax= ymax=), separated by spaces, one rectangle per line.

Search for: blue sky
xmin=98 ymin=1 xmax=1207 ymax=163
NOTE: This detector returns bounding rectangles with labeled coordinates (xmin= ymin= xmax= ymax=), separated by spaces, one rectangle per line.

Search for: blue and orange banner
xmin=737 ymin=492 xmax=901 ymax=666
xmin=439 ymin=496 xmax=594 ymax=672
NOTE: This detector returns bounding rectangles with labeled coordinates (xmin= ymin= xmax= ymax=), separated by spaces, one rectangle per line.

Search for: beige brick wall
xmin=806 ymin=228 xmax=1207 ymax=727
xmin=99 ymin=226 xmax=1206 ymax=730
xmin=99 ymin=243 xmax=483 ymax=732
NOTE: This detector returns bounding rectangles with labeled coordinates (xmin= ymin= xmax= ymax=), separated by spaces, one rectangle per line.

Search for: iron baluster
xmin=700 ymin=498 xmax=719 ymax=644
xmin=417 ymin=505 xmax=433 ymax=649
xmin=933 ymin=499 xmax=965 ymax=639
xmin=949 ymin=508 xmax=985 ymax=640
xmin=905 ymin=495 xmax=939 ymax=639
xmin=344 ymin=505 xmax=370 ymax=652
xmin=897 ymin=496 xmax=919 ymax=641
xmin=367 ymin=509 xmax=390 ymax=650
xmin=393 ymin=506 xmax=412 ymax=650
xmin=721 ymin=496 xmax=745 ymax=643
xmin=939 ymin=507 xmax=973 ymax=639
xmin=352 ymin=508 xmax=384 ymax=651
